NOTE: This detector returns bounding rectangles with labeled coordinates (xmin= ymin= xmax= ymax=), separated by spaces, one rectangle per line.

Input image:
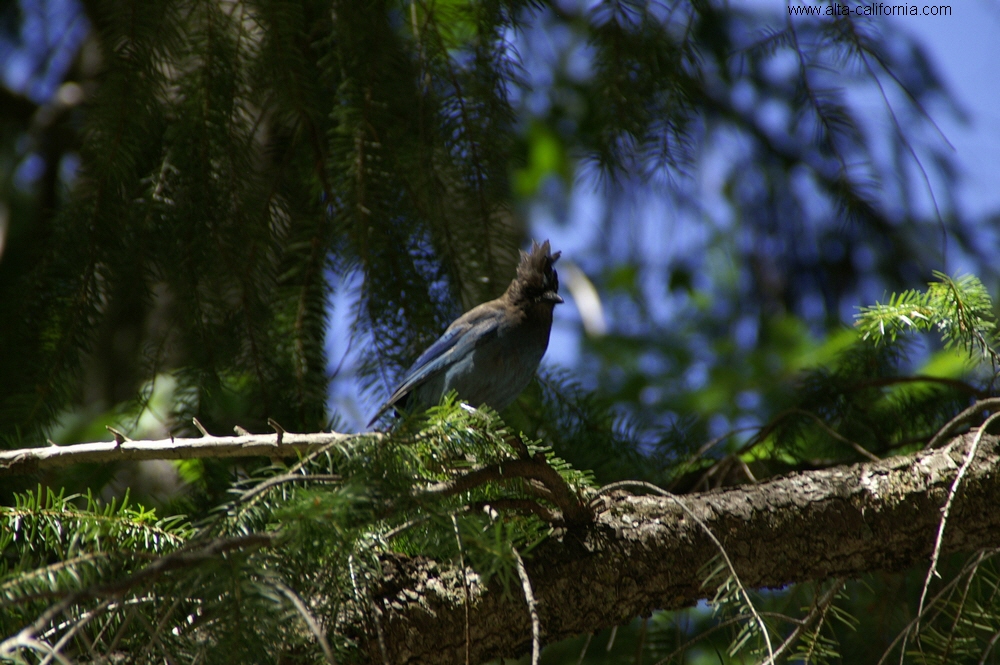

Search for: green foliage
xmin=1 ymin=404 xmax=592 ymax=662
xmin=0 ymin=0 xmax=529 ymax=447
xmin=856 ymin=272 xmax=1000 ymax=365
xmin=583 ymin=266 xmax=999 ymax=496
xmin=1 ymin=0 xmax=999 ymax=662
xmin=1 ymin=486 xmax=191 ymax=635
xmin=904 ymin=556 xmax=1000 ymax=665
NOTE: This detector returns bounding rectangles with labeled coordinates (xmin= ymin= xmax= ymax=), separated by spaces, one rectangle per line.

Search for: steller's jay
xmin=368 ymin=240 xmax=563 ymax=427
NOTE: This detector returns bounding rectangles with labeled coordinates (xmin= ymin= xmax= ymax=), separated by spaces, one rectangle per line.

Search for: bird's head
xmin=510 ymin=240 xmax=563 ymax=306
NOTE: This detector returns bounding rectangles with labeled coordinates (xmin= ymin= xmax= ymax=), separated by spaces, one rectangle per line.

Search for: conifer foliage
xmin=0 ymin=0 xmax=526 ymax=444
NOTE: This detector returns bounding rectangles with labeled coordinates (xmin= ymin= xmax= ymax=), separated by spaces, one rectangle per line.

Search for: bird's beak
xmin=545 ymin=292 xmax=564 ymax=304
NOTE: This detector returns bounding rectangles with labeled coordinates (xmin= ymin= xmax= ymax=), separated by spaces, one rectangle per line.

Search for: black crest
xmin=513 ymin=240 xmax=561 ymax=303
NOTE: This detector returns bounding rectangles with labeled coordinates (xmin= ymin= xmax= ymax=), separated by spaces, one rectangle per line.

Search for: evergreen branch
xmin=926 ymin=398 xmax=1000 ymax=450
xmin=771 ymin=578 xmax=846 ymax=664
xmin=3 ymin=552 xmax=158 ymax=607
xmin=1 ymin=488 xmax=194 ymax=611
xmin=9 ymin=428 xmax=1000 ymax=663
xmin=0 ymin=431 xmax=371 ymax=476
xmin=855 ymin=273 xmax=1000 ymax=364
xmin=743 ymin=407 xmax=880 ymax=462
xmin=234 ymin=472 xmax=344 ymax=505
xmin=424 ymin=454 xmax=592 ymax=526
xmin=651 ymin=612 xmax=802 ymax=665
xmin=875 ymin=549 xmax=998 ymax=665
xmin=1 ymin=533 xmax=276 ymax=657
xmin=40 ymin=597 xmax=113 ymax=665
xmin=784 ymin=12 xmax=854 ymax=180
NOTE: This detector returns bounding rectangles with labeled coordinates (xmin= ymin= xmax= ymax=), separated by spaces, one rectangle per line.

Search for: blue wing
xmin=367 ymin=304 xmax=503 ymax=426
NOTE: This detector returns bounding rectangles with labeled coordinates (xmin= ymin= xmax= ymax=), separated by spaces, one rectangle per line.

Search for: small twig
xmin=979 ymin=629 xmax=1000 ymax=665
xmin=348 ymin=555 xmax=389 ymax=665
xmin=913 ymin=413 xmax=1000 ymax=646
xmin=191 ymin=418 xmax=210 ymax=437
xmin=591 ymin=480 xmax=660 ymax=501
xmin=926 ymin=398 xmax=1000 ymax=450
xmin=237 ymin=473 xmax=342 ymax=505
xmin=744 ymin=408 xmax=880 ymax=463
xmin=40 ymin=598 xmax=113 ymax=665
xmin=591 ymin=480 xmax=775 ymax=663
xmin=681 ymin=406 xmax=877 ymax=491
xmin=2 ymin=636 xmax=72 ymax=665
xmin=382 ymin=517 xmax=428 ymax=542
xmin=696 ymin=427 xmax=760 ymax=458
xmin=127 ymin=606 xmax=172 ymax=663
xmin=575 ymin=633 xmax=593 ymax=665
xmin=268 ymin=418 xmax=286 ymax=446
xmin=606 ymin=625 xmax=617 ymax=651
xmin=424 ymin=456 xmax=592 ymax=525
xmin=0 ymin=597 xmax=75 ymax=661
xmin=737 ymin=458 xmax=759 ymax=484
xmin=791 ymin=409 xmax=881 ymax=462
xmin=452 ymin=516 xmax=472 ymax=665
xmin=876 ymin=549 xmax=999 ymax=665
xmin=851 ymin=375 xmax=987 ymax=398
xmin=273 ymin=581 xmax=337 ymax=665
xmin=665 ymin=425 xmax=760 ymax=492
xmin=134 ymin=594 xmax=183 ymax=658
xmin=234 ymin=425 xmax=250 ymax=436
xmin=512 ymin=546 xmax=541 ymax=665
xmin=106 ymin=427 xmax=131 ymax=448
xmin=757 ymin=578 xmax=845 ymax=665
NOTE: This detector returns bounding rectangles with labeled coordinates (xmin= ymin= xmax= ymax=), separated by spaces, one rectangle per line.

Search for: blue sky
xmin=894 ymin=0 xmax=1000 ymax=218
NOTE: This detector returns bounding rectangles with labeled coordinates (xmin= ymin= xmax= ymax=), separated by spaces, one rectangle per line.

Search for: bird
xmin=368 ymin=240 xmax=563 ymax=427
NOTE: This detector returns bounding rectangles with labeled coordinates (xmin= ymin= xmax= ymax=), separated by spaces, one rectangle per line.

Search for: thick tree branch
xmin=0 ymin=431 xmax=372 ymax=476
xmin=363 ymin=431 xmax=1000 ymax=664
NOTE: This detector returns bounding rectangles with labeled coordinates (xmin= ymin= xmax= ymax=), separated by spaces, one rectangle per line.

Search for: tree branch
xmin=362 ymin=432 xmax=1000 ymax=664
xmin=424 ymin=454 xmax=591 ymax=526
xmin=0 ymin=431 xmax=373 ymax=476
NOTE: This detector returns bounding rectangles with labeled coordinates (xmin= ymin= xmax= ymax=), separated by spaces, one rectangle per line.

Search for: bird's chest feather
xmin=440 ymin=310 xmax=552 ymax=410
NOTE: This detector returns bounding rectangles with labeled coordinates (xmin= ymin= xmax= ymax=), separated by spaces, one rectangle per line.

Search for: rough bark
xmin=365 ymin=431 xmax=1000 ymax=664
